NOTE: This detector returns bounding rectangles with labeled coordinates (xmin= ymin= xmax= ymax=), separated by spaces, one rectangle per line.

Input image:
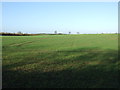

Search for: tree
xmin=17 ymin=31 xmax=22 ymax=34
xmin=69 ymin=32 xmax=71 ymax=34
xmin=54 ymin=31 xmax=57 ymax=34
xmin=77 ymin=32 xmax=79 ymax=34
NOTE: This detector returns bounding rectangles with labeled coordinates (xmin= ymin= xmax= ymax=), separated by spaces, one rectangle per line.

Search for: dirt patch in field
xmin=9 ymin=37 xmax=50 ymax=47
xmin=10 ymin=41 xmax=34 ymax=47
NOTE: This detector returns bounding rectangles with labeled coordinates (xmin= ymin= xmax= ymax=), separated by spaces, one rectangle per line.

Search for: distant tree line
xmin=1 ymin=31 xmax=117 ymax=36
xmin=0 ymin=32 xmax=36 ymax=36
xmin=0 ymin=32 xmax=66 ymax=36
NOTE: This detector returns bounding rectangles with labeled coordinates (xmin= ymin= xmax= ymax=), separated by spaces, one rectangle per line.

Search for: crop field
xmin=2 ymin=34 xmax=120 ymax=88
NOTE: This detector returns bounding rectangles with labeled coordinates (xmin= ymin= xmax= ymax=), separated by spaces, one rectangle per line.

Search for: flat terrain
xmin=2 ymin=34 xmax=119 ymax=88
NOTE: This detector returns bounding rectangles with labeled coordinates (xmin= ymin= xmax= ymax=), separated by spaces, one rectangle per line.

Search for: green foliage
xmin=2 ymin=34 xmax=119 ymax=88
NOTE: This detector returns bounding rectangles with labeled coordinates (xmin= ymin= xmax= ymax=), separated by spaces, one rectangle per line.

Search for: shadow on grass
xmin=3 ymin=48 xmax=119 ymax=88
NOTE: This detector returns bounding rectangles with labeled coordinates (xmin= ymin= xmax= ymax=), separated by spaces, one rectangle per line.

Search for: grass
xmin=2 ymin=34 xmax=119 ymax=88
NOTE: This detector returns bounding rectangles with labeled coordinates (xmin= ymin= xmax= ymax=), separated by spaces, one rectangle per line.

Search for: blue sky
xmin=2 ymin=2 xmax=118 ymax=34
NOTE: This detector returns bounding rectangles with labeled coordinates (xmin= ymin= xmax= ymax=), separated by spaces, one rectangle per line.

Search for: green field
xmin=2 ymin=34 xmax=119 ymax=88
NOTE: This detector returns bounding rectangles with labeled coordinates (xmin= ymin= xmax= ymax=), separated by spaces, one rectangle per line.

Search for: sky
xmin=2 ymin=2 xmax=118 ymax=34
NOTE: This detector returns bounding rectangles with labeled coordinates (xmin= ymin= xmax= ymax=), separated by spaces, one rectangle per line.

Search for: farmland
xmin=2 ymin=34 xmax=119 ymax=88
